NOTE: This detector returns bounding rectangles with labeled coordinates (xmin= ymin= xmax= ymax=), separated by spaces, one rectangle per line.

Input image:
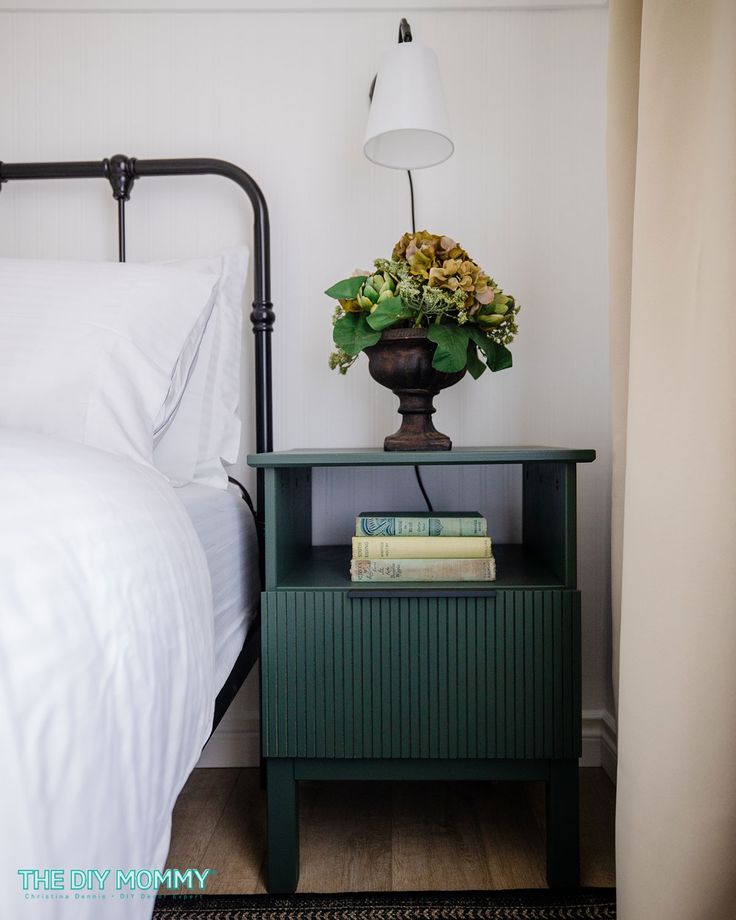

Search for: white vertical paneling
xmin=312 ymin=465 xmax=523 ymax=545
xmin=0 ymin=4 xmax=612 ymax=760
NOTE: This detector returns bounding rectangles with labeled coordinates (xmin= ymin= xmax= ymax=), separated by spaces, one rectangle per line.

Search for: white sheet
xmin=0 ymin=430 xmax=215 ymax=920
xmin=175 ymin=483 xmax=260 ymax=691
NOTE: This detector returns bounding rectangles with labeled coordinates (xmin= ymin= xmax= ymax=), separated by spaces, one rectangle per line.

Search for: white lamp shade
xmin=364 ymin=41 xmax=454 ymax=170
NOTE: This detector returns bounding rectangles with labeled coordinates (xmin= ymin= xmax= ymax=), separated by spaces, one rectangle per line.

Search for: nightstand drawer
xmin=261 ymin=589 xmax=581 ymax=760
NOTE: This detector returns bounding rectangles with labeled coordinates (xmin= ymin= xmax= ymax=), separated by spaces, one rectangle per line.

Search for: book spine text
xmin=356 ymin=516 xmax=487 ymax=537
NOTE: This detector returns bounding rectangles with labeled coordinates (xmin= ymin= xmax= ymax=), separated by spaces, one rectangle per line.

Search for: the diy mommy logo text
xmin=17 ymin=868 xmax=213 ymax=892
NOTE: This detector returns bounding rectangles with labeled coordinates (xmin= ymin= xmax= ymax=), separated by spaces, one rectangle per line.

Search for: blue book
xmin=355 ymin=512 xmax=487 ymax=538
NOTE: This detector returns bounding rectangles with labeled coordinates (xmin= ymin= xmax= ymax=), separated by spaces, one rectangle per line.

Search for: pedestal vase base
xmin=364 ymin=328 xmax=465 ymax=453
xmin=383 ymin=396 xmax=452 ymax=451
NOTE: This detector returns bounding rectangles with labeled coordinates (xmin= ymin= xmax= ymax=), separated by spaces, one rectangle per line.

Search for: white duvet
xmin=0 ymin=430 xmax=216 ymax=920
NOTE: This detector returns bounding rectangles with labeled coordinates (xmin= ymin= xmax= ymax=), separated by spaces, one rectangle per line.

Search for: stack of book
xmin=350 ymin=511 xmax=495 ymax=582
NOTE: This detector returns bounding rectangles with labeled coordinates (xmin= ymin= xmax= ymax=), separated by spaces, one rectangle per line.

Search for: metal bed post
xmin=103 ymin=154 xmax=135 ymax=263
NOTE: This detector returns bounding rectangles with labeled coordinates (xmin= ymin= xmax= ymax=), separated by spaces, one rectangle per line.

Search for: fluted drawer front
xmin=261 ymin=590 xmax=581 ymax=760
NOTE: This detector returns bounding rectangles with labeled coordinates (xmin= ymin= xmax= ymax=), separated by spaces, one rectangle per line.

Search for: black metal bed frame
xmin=0 ymin=154 xmax=274 ymax=729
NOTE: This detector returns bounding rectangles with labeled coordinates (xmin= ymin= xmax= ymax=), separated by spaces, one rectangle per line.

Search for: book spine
xmin=352 ymin=536 xmax=492 ymax=560
xmin=350 ymin=557 xmax=496 ymax=582
xmin=355 ymin=516 xmax=487 ymax=537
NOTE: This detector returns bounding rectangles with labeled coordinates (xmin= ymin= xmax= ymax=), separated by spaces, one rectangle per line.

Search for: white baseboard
xmin=197 ymin=707 xmax=618 ymax=782
xmin=581 ymin=708 xmax=617 ymax=782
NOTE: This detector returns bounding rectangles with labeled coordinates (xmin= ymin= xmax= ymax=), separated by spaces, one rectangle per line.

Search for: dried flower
xmin=325 ymin=231 xmax=520 ymax=377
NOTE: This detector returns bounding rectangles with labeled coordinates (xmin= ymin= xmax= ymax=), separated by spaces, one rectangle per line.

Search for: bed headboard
xmin=0 ymin=154 xmax=273 ymax=537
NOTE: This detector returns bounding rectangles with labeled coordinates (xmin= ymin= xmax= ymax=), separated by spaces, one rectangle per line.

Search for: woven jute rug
xmin=153 ymin=889 xmax=616 ymax=919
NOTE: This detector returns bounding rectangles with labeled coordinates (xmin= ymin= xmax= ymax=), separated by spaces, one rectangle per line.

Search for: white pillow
xmin=0 ymin=257 xmax=219 ymax=469
xmin=153 ymin=247 xmax=249 ymax=489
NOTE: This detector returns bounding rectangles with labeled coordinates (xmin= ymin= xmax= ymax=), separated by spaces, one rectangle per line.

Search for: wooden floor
xmin=165 ymin=767 xmax=615 ymax=893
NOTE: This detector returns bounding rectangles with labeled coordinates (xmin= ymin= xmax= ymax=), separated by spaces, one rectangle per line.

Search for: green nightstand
xmin=248 ymin=447 xmax=595 ymax=893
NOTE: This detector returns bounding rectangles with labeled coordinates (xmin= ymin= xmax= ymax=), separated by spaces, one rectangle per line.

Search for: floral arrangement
xmin=326 ymin=231 xmax=520 ymax=377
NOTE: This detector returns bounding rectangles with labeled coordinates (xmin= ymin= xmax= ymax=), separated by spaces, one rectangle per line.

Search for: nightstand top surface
xmin=248 ymin=446 xmax=596 ymax=467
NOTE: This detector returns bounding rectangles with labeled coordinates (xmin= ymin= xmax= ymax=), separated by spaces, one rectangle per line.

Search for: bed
xmin=0 ymin=156 xmax=273 ymax=919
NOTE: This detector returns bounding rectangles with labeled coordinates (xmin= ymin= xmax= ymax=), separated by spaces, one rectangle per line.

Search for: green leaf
xmin=427 ymin=324 xmax=470 ymax=373
xmin=485 ymin=342 xmax=513 ymax=372
xmin=469 ymin=327 xmax=513 ymax=372
xmin=333 ymin=313 xmax=380 ymax=356
xmin=366 ymin=296 xmax=413 ymax=332
xmin=466 ymin=343 xmax=486 ymax=379
xmin=325 ymin=276 xmax=367 ymax=300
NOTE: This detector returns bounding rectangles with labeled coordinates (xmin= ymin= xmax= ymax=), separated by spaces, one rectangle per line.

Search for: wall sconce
xmin=364 ymin=18 xmax=454 ymax=171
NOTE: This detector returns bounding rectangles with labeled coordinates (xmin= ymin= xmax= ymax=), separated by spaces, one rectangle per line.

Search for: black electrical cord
xmin=406 ymin=168 xmax=434 ymax=513
xmin=414 ymin=466 xmax=434 ymax=512
xmin=228 ymin=475 xmax=257 ymax=521
xmin=407 ymin=169 xmax=416 ymax=234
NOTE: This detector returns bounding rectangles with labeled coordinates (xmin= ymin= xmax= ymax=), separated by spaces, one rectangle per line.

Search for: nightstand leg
xmin=546 ymin=759 xmax=580 ymax=888
xmin=266 ymin=758 xmax=300 ymax=893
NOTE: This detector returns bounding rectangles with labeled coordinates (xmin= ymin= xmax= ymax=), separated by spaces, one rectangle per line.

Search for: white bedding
xmin=0 ymin=430 xmax=216 ymax=920
xmin=175 ymin=483 xmax=260 ymax=691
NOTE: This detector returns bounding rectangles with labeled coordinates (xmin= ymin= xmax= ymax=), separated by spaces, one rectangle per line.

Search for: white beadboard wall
xmin=0 ymin=1 xmax=614 ymax=768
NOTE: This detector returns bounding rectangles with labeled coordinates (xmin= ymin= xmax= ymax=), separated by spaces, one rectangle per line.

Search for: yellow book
xmin=351 ymin=535 xmax=492 ymax=560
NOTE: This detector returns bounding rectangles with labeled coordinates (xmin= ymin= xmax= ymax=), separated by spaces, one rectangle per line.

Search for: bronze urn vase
xmin=364 ymin=327 xmax=466 ymax=451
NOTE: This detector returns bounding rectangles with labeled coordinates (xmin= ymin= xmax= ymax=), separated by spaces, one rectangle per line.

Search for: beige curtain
xmin=609 ymin=1 xmax=736 ymax=918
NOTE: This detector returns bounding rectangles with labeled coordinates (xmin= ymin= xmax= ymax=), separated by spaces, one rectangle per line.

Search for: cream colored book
xmin=350 ymin=557 xmax=496 ymax=582
xmin=352 ymin=535 xmax=492 ymax=560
